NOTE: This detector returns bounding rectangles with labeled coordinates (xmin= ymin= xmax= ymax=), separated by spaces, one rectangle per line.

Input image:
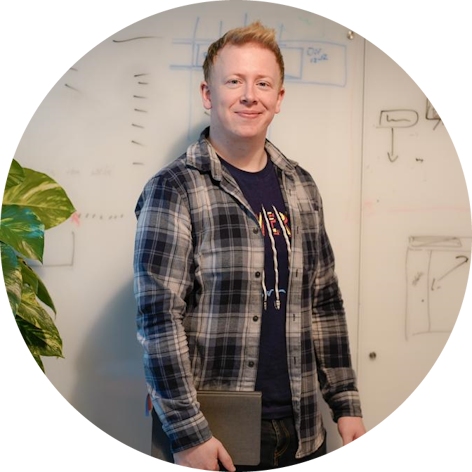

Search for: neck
xmin=208 ymin=128 xmax=268 ymax=172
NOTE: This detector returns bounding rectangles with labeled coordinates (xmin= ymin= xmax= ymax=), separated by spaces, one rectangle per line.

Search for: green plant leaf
xmin=18 ymin=256 xmax=56 ymax=314
xmin=0 ymin=204 xmax=44 ymax=261
xmin=5 ymin=159 xmax=25 ymax=190
xmin=16 ymin=318 xmax=48 ymax=373
xmin=16 ymin=285 xmax=63 ymax=359
xmin=29 ymin=345 xmax=46 ymax=372
xmin=2 ymin=167 xmax=76 ymax=230
xmin=18 ymin=257 xmax=38 ymax=293
xmin=0 ymin=242 xmax=23 ymax=315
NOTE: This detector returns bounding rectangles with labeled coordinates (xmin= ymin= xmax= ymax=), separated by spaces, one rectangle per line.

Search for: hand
xmin=173 ymin=436 xmax=236 ymax=471
xmin=337 ymin=417 xmax=366 ymax=446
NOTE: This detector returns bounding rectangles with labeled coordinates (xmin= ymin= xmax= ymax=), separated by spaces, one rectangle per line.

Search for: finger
xmin=354 ymin=430 xmax=365 ymax=440
xmin=217 ymin=444 xmax=236 ymax=472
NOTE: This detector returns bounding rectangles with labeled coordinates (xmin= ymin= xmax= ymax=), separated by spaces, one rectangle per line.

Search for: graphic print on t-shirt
xmin=257 ymin=204 xmax=291 ymax=311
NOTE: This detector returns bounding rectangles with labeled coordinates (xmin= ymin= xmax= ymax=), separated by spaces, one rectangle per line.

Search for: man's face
xmin=200 ymin=43 xmax=285 ymax=143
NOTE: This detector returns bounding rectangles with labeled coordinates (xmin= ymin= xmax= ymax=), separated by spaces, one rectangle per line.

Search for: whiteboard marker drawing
xmin=425 ymin=99 xmax=442 ymax=131
xmin=108 ymin=43 xmax=157 ymax=169
xmin=378 ymin=110 xmax=419 ymax=162
xmin=405 ymin=236 xmax=471 ymax=340
xmin=64 ymin=67 xmax=79 ymax=93
xmin=112 ymin=36 xmax=160 ymax=43
xmin=130 ymin=72 xmax=152 ymax=148
xmin=64 ymin=83 xmax=80 ymax=92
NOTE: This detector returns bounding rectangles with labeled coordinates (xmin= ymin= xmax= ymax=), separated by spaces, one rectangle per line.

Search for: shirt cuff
xmin=163 ymin=410 xmax=213 ymax=453
xmin=329 ymin=390 xmax=363 ymax=423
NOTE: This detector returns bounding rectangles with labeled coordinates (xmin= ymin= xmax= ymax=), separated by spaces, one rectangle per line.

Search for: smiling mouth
xmin=236 ymin=112 xmax=261 ymax=119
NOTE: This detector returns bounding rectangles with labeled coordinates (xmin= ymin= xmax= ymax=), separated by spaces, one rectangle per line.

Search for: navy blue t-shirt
xmin=220 ymin=154 xmax=293 ymax=419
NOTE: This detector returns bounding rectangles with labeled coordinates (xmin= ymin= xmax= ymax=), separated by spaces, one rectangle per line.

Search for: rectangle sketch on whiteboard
xmin=170 ymin=17 xmax=347 ymax=86
xmin=279 ymin=40 xmax=346 ymax=87
xmin=28 ymin=230 xmax=76 ymax=268
xmin=406 ymin=236 xmax=471 ymax=339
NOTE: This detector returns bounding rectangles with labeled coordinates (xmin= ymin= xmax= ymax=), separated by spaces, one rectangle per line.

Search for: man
xmin=134 ymin=21 xmax=365 ymax=471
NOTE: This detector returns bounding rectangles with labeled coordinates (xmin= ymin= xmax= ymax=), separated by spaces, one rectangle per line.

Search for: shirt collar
xmin=185 ymin=127 xmax=298 ymax=181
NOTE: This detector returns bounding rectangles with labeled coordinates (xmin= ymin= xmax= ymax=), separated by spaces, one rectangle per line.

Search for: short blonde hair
xmin=203 ymin=21 xmax=285 ymax=87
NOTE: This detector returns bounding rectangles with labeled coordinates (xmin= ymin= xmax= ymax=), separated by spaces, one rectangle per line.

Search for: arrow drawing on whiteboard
xmin=431 ymin=255 xmax=469 ymax=291
xmin=388 ymin=128 xmax=398 ymax=162
xmin=378 ymin=109 xmax=419 ymax=163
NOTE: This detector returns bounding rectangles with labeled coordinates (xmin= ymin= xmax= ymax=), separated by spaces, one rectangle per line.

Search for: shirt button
xmin=253 ymin=316 xmax=259 ymax=322
xmin=253 ymin=227 xmax=259 ymax=234
xmin=255 ymin=271 xmax=261 ymax=278
xmin=248 ymin=361 xmax=255 ymax=368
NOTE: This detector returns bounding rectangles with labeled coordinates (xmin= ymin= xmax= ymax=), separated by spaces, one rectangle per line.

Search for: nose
xmin=241 ymin=84 xmax=257 ymax=104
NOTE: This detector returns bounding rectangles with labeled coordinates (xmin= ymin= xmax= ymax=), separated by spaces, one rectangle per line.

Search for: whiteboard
xmin=358 ymin=41 xmax=471 ymax=428
xmin=11 ymin=0 xmax=470 ymax=456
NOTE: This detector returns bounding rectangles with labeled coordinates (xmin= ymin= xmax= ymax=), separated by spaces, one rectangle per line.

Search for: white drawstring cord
xmin=262 ymin=206 xmax=280 ymax=309
xmin=273 ymin=205 xmax=292 ymax=262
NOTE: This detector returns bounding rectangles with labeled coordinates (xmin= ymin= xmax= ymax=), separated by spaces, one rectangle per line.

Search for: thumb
xmin=217 ymin=443 xmax=235 ymax=472
xmin=341 ymin=432 xmax=353 ymax=446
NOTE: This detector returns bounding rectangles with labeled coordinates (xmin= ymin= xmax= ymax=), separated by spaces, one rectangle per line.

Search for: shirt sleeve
xmin=311 ymin=193 xmax=363 ymax=422
xmin=133 ymin=174 xmax=212 ymax=452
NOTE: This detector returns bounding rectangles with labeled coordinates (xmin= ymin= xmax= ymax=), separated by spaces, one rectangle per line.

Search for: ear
xmin=200 ymin=81 xmax=212 ymax=110
xmin=275 ymin=86 xmax=285 ymax=114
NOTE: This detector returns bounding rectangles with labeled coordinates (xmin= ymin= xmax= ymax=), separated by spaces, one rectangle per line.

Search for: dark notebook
xmin=151 ymin=390 xmax=262 ymax=466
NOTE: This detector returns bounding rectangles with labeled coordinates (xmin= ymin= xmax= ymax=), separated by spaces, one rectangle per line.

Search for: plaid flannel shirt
xmin=133 ymin=127 xmax=362 ymax=458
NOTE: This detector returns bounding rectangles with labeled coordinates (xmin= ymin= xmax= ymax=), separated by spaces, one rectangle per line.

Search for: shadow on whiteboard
xmin=406 ymin=236 xmax=471 ymax=340
xmin=70 ymin=278 xmax=150 ymax=454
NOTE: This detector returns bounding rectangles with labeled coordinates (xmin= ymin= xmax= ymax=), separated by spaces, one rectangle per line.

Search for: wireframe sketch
xmin=170 ymin=16 xmax=347 ymax=84
xmin=425 ymin=99 xmax=442 ymax=131
xmin=278 ymin=40 xmax=346 ymax=86
xmin=378 ymin=110 xmax=419 ymax=162
xmin=405 ymin=236 xmax=471 ymax=340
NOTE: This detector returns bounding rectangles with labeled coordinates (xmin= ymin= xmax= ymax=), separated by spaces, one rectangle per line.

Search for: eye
xmin=257 ymin=81 xmax=270 ymax=88
xmin=226 ymin=79 xmax=240 ymax=86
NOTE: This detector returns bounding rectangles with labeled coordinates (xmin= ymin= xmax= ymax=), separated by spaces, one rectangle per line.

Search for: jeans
xmin=233 ymin=417 xmax=327 ymax=471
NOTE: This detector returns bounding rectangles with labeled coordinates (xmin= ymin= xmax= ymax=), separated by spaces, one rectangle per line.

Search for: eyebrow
xmin=225 ymin=73 xmax=275 ymax=81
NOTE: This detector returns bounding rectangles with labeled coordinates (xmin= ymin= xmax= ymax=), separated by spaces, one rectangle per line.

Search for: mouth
xmin=235 ymin=111 xmax=262 ymax=119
